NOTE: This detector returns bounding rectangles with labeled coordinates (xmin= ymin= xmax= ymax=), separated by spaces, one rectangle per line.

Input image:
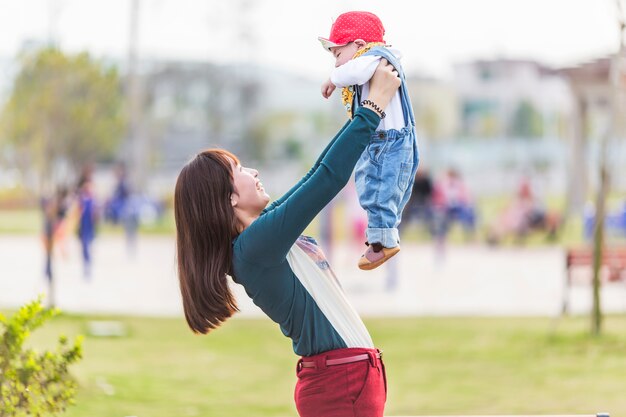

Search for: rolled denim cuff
xmin=366 ymin=227 xmax=400 ymax=248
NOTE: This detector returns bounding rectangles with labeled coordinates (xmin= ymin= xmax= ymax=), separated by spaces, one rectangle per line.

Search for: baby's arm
xmin=330 ymin=55 xmax=381 ymax=88
xmin=321 ymin=78 xmax=336 ymax=99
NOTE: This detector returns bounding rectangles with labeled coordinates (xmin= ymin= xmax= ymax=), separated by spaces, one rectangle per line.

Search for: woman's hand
xmin=363 ymin=59 xmax=400 ymax=116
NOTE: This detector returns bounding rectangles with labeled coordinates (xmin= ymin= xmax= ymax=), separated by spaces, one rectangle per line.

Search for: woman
xmin=174 ymin=60 xmax=400 ymax=416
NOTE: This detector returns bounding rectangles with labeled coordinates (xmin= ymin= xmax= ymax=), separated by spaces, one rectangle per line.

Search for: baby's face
xmin=330 ymin=42 xmax=360 ymax=67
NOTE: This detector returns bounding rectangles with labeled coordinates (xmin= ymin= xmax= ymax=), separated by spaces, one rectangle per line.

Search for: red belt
xmin=300 ymin=351 xmax=382 ymax=369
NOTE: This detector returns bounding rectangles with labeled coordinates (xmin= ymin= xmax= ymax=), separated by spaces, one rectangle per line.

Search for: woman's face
xmin=230 ymin=161 xmax=270 ymax=215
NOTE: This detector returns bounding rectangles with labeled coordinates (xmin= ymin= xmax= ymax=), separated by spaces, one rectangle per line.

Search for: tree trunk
xmin=591 ymin=3 xmax=624 ymax=335
xmin=591 ymin=163 xmax=607 ymax=336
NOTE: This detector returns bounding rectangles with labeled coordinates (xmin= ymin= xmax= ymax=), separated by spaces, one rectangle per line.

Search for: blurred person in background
xmin=174 ymin=61 xmax=399 ymax=417
xmin=429 ymin=168 xmax=476 ymax=260
xmin=106 ymin=162 xmax=139 ymax=256
xmin=399 ymin=166 xmax=435 ymax=238
xmin=41 ymin=184 xmax=77 ymax=307
xmin=487 ymin=176 xmax=559 ymax=245
xmin=49 ymin=185 xmax=74 ymax=259
xmin=433 ymin=168 xmax=476 ymax=237
xmin=105 ymin=162 xmax=130 ymax=224
xmin=41 ymin=189 xmax=64 ymax=283
xmin=76 ymin=175 xmax=98 ymax=279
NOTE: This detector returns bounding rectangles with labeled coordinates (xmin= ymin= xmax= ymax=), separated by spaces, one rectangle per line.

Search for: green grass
xmin=0 ymin=209 xmax=41 ymax=234
xmin=20 ymin=314 xmax=626 ymax=416
xmin=0 ymin=208 xmax=316 ymax=239
xmin=3 ymin=192 xmax=626 ymax=248
xmin=0 ymin=209 xmax=176 ymax=235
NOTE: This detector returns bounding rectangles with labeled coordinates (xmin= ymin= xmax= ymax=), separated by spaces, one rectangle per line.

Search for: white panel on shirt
xmin=330 ymin=47 xmax=406 ymax=131
xmin=286 ymin=244 xmax=374 ymax=349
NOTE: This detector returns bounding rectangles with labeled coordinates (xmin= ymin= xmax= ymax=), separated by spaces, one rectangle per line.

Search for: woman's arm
xmin=238 ymin=107 xmax=380 ymax=264
xmin=262 ymin=119 xmax=350 ymax=214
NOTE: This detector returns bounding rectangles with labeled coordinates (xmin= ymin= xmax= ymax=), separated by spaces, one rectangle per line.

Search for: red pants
xmin=294 ymin=347 xmax=387 ymax=417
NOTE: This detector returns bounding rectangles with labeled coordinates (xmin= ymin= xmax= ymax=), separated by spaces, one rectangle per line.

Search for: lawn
xmin=0 ymin=199 xmax=589 ymax=247
xmin=22 ymin=314 xmax=626 ymax=417
xmin=0 ymin=208 xmax=176 ymax=235
xmin=2 ymin=191 xmax=625 ymax=247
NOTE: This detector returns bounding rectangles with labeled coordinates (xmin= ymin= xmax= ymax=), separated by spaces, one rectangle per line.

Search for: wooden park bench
xmin=562 ymin=246 xmax=626 ymax=314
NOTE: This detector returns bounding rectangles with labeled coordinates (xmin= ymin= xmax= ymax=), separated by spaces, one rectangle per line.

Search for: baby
xmin=319 ymin=11 xmax=419 ymax=270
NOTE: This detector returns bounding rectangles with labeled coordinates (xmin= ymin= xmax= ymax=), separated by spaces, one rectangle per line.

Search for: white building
xmin=453 ymin=59 xmax=573 ymax=138
xmin=406 ymin=75 xmax=459 ymax=141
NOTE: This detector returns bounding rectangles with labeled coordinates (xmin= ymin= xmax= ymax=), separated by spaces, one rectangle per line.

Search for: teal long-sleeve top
xmin=232 ymin=107 xmax=380 ymax=357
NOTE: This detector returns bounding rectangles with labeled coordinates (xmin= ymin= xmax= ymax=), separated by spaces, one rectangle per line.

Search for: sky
xmin=0 ymin=0 xmax=622 ymax=80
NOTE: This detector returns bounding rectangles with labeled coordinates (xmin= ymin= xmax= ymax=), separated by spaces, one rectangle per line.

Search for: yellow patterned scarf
xmin=341 ymin=42 xmax=386 ymax=119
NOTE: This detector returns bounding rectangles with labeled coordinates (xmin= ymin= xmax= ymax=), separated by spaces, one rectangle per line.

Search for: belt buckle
xmin=318 ymin=356 xmax=328 ymax=371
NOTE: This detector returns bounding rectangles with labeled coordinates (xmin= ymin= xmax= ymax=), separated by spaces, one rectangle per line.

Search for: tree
xmin=590 ymin=0 xmax=625 ymax=336
xmin=0 ymin=48 xmax=126 ymax=193
xmin=0 ymin=297 xmax=83 ymax=416
xmin=510 ymin=100 xmax=543 ymax=138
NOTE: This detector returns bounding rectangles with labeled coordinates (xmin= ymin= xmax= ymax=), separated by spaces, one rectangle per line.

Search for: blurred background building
xmin=0 ymin=0 xmax=624 ymax=205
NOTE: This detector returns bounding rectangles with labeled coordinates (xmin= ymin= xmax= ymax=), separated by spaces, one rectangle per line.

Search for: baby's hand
xmin=321 ymin=78 xmax=336 ymax=99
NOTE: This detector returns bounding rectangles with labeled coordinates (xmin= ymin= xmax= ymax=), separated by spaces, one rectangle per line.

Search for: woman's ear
xmin=354 ymin=39 xmax=366 ymax=49
xmin=230 ymin=194 xmax=238 ymax=207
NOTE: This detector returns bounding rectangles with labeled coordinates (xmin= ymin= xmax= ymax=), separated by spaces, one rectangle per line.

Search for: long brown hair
xmin=174 ymin=149 xmax=241 ymax=334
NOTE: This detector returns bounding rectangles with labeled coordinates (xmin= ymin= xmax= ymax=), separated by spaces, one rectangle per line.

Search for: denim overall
xmin=353 ymin=46 xmax=420 ymax=248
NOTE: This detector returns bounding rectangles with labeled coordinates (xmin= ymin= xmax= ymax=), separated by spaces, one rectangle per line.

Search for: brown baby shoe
xmin=358 ymin=243 xmax=401 ymax=271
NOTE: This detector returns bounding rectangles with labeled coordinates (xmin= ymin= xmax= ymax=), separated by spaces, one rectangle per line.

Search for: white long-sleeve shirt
xmin=330 ymin=47 xmax=406 ymax=131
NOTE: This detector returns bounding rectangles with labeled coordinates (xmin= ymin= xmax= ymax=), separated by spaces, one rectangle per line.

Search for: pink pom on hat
xmin=318 ymin=11 xmax=385 ymax=51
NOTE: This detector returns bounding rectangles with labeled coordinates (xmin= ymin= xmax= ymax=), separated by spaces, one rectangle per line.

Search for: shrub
xmin=0 ymin=298 xmax=82 ymax=416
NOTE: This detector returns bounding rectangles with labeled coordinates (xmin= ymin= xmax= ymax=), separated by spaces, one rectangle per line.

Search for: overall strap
xmin=362 ymin=46 xmax=405 ymax=79
xmin=362 ymin=46 xmax=415 ymax=128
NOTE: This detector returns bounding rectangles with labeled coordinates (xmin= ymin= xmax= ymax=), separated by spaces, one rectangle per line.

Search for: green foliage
xmin=510 ymin=100 xmax=544 ymax=138
xmin=417 ymin=106 xmax=441 ymax=139
xmin=0 ymin=47 xmax=126 ymax=191
xmin=0 ymin=298 xmax=83 ymax=417
xmin=247 ymin=112 xmax=299 ymax=162
xmin=25 ymin=314 xmax=626 ymax=417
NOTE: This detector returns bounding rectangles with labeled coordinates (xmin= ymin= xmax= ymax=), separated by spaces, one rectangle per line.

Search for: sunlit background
xmin=1 ymin=1 xmax=626 ymax=416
